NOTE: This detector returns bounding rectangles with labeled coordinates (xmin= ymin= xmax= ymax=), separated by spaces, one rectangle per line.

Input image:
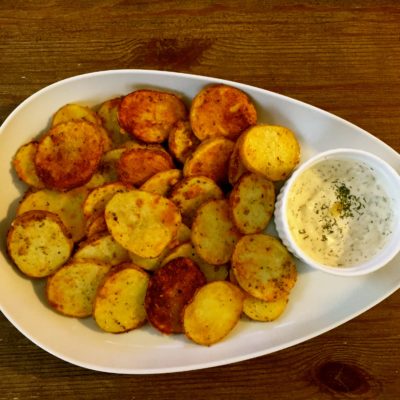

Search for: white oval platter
xmin=0 ymin=70 xmax=399 ymax=374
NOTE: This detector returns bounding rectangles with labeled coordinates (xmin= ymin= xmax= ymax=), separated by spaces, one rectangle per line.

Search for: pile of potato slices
xmin=7 ymin=83 xmax=301 ymax=346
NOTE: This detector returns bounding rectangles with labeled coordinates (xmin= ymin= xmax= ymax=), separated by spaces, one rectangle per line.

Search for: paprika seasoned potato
xmin=232 ymin=234 xmax=297 ymax=301
xmin=229 ymin=172 xmax=275 ymax=234
xmin=243 ymin=295 xmax=289 ymax=322
xmin=17 ymin=187 xmax=88 ymax=242
xmin=12 ymin=141 xmax=44 ymax=188
xmin=228 ymin=133 xmax=248 ymax=185
xmin=118 ymin=89 xmax=187 ymax=143
xmin=35 ymin=120 xmax=104 ymax=190
xmin=140 ymin=168 xmax=182 ymax=197
xmin=169 ymin=176 xmax=223 ymax=226
xmin=97 ymin=97 xmax=130 ymax=146
xmin=105 ymin=190 xmax=181 ymax=258
xmin=183 ymin=281 xmax=244 ymax=346
xmin=191 ymin=199 xmax=241 ymax=265
xmin=73 ymin=233 xmax=130 ymax=266
xmin=82 ymin=182 xmax=130 ymax=223
xmin=239 ymin=125 xmax=300 ymax=181
xmin=161 ymin=241 xmax=229 ymax=282
xmin=168 ymin=120 xmax=200 ymax=163
xmin=94 ymin=263 xmax=149 ymax=333
xmin=85 ymin=215 xmax=108 ymax=238
xmin=183 ymin=137 xmax=234 ymax=184
xmin=7 ymin=210 xmax=73 ymax=278
xmin=46 ymin=260 xmax=111 ymax=318
xmin=190 ymin=84 xmax=257 ymax=141
xmin=117 ymin=145 xmax=174 ymax=186
xmin=145 ymin=257 xmax=206 ymax=334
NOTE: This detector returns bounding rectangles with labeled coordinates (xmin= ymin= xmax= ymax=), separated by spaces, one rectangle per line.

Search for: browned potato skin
xmin=145 ymin=257 xmax=206 ymax=334
xmin=118 ymin=89 xmax=187 ymax=143
xmin=168 ymin=120 xmax=200 ymax=163
xmin=117 ymin=146 xmax=174 ymax=186
xmin=35 ymin=121 xmax=104 ymax=191
xmin=190 ymin=84 xmax=257 ymax=141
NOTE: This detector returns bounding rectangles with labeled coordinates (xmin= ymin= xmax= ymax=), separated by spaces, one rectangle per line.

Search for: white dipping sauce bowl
xmin=274 ymin=148 xmax=400 ymax=276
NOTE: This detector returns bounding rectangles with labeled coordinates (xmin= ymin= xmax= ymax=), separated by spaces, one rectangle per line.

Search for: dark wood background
xmin=1 ymin=1 xmax=399 ymax=399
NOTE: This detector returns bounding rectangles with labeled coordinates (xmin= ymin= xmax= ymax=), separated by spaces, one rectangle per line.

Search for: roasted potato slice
xmin=93 ymin=263 xmax=149 ymax=333
xmin=228 ymin=134 xmax=248 ymax=185
xmin=52 ymin=103 xmax=112 ymax=151
xmin=7 ymin=210 xmax=73 ymax=278
xmin=12 ymin=141 xmax=44 ymax=188
xmin=46 ymin=260 xmax=111 ymax=318
xmin=73 ymin=233 xmax=130 ymax=266
xmin=85 ymin=215 xmax=108 ymax=238
xmin=117 ymin=145 xmax=174 ymax=186
xmin=229 ymin=172 xmax=275 ymax=234
xmin=83 ymin=182 xmax=130 ymax=223
xmin=128 ymin=223 xmax=191 ymax=271
xmin=35 ymin=120 xmax=104 ymax=190
xmin=168 ymin=120 xmax=200 ymax=163
xmin=190 ymin=84 xmax=257 ymax=141
xmin=161 ymin=242 xmax=229 ymax=282
xmin=145 ymin=257 xmax=206 ymax=334
xmin=232 ymin=234 xmax=297 ymax=301
xmin=239 ymin=125 xmax=300 ymax=181
xmin=169 ymin=176 xmax=223 ymax=226
xmin=183 ymin=137 xmax=234 ymax=184
xmin=183 ymin=281 xmax=244 ymax=346
xmin=105 ymin=190 xmax=181 ymax=258
xmin=52 ymin=103 xmax=102 ymax=127
xmin=17 ymin=187 xmax=88 ymax=242
xmin=118 ymin=89 xmax=187 ymax=143
xmin=140 ymin=168 xmax=182 ymax=197
xmin=192 ymin=199 xmax=241 ymax=265
xmin=97 ymin=97 xmax=130 ymax=146
xmin=243 ymin=294 xmax=288 ymax=322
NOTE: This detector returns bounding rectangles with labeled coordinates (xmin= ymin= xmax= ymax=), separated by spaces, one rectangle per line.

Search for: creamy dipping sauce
xmin=287 ymin=158 xmax=394 ymax=267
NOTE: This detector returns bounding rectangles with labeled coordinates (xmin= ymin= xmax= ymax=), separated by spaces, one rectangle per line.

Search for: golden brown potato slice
xmin=239 ymin=125 xmax=300 ymax=181
xmin=97 ymin=97 xmax=130 ymax=146
xmin=46 ymin=260 xmax=111 ymax=318
xmin=93 ymin=263 xmax=149 ymax=333
xmin=52 ymin=103 xmax=102 ymax=126
xmin=243 ymin=294 xmax=288 ymax=322
xmin=232 ymin=234 xmax=297 ymax=301
xmin=140 ymin=168 xmax=182 ymax=197
xmin=85 ymin=215 xmax=108 ymax=238
xmin=117 ymin=145 xmax=174 ymax=186
xmin=183 ymin=281 xmax=244 ymax=346
xmin=169 ymin=176 xmax=223 ymax=226
xmin=183 ymin=137 xmax=234 ymax=184
xmin=73 ymin=233 xmax=130 ymax=266
xmin=7 ymin=210 xmax=73 ymax=278
xmin=52 ymin=103 xmax=112 ymax=151
xmin=17 ymin=187 xmax=88 ymax=242
xmin=161 ymin=242 xmax=229 ymax=282
xmin=35 ymin=121 xmax=104 ymax=190
xmin=190 ymin=84 xmax=257 ymax=141
xmin=192 ymin=199 xmax=241 ymax=265
xmin=118 ymin=89 xmax=187 ymax=143
xmin=168 ymin=120 xmax=200 ymax=163
xmin=105 ymin=190 xmax=181 ymax=258
xmin=128 ymin=223 xmax=191 ymax=271
xmin=229 ymin=172 xmax=275 ymax=234
xmin=145 ymin=257 xmax=206 ymax=334
xmin=228 ymin=134 xmax=248 ymax=185
xmin=12 ymin=141 xmax=44 ymax=188
xmin=83 ymin=182 xmax=130 ymax=223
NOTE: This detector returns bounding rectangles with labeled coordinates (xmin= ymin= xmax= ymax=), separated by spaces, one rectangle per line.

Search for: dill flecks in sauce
xmin=287 ymin=159 xmax=393 ymax=267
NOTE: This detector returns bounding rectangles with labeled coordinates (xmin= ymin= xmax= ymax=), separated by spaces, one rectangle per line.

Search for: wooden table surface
xmin=1 ymin=1 xmax=399 ymax=399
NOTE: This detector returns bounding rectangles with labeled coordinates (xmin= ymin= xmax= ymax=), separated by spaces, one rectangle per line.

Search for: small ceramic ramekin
xmin=274 ymin=148 xmax=400 ymax=276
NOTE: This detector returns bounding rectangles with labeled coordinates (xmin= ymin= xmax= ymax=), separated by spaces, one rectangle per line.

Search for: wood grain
xmin=1 ymin=1 xmax=400 ymax=399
